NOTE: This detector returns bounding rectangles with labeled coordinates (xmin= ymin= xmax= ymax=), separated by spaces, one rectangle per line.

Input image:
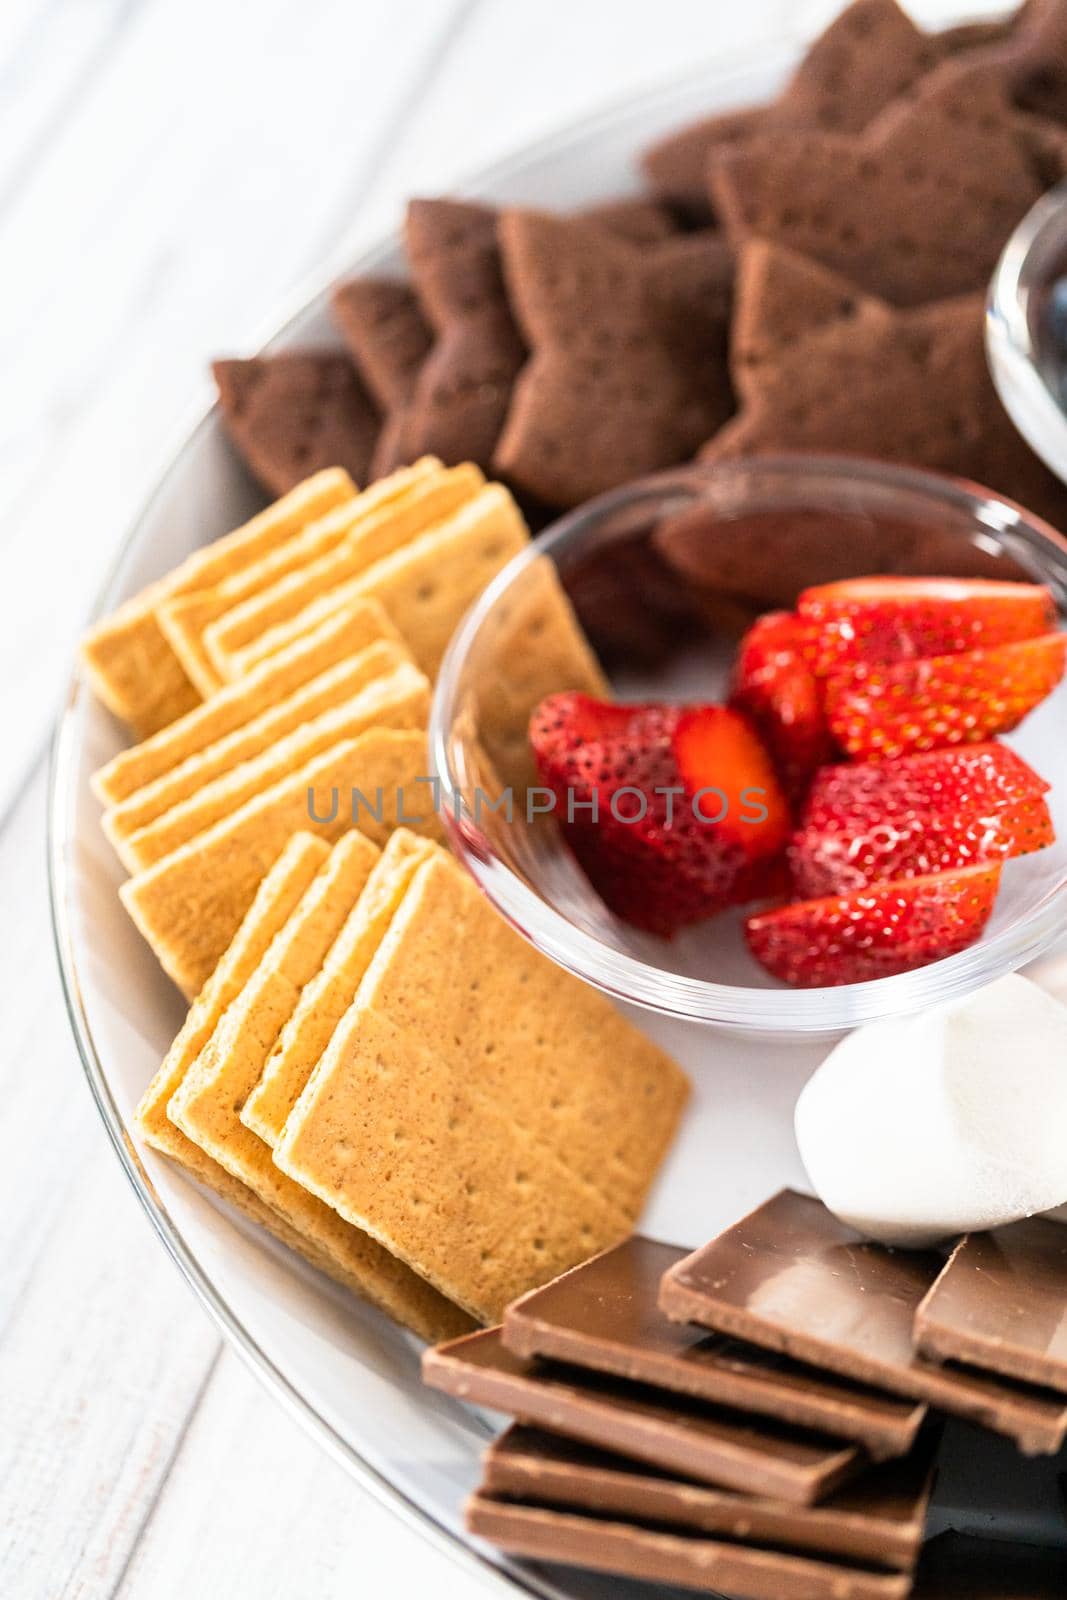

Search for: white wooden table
xmin=0 ymin=2 xmax=1012 ymax=1595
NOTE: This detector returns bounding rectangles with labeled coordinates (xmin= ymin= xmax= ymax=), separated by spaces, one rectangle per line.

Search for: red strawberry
xmin=797 ymin=577 xmax=1055 ymax=677
xmin=529 ymin=694 xmax=789 ymax=936
xmin=825 ymin=634 xmax=1067 ymax=761
xmin=729 ymin=612 xmax=835 ymax=804
xmin=790 ymin=743 xmax=1053 ymax=898
xmin=746 ymin=862 xmax=1002 ymax=988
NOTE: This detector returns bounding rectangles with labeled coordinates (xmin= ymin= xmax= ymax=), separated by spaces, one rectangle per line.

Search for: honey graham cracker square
xmin=92 ymin=598 xmax=404 ymax=807
xmin=102 ymin=638 xmax=412 ymax=858
xmin=112 ymin=655 xmax=430 ymax=873
xmin=155 ymin=458 xmax=437 ymax=697
xmin=224 ymin=482 xmax=529 ymax=682
xmin=80 ymin=468 xmax=356 ymax=736
xmin=166 ymin=831 xmax=471 ymax=1342
xmin=240 ymin=828 xmax=437 ymax=1147
xmin=120 ymin=727 xmax=443 ymax=997
xmin=202 ymin=461 xmax=484 ymax=680
xmin=273 ymin=850 xmax=689 ymax=1323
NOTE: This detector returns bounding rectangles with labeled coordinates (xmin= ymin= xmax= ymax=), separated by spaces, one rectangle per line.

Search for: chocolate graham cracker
xmin=239 ymin=829 xmax=436 ymax=1148
xmin=465 ymin=1493 xmax=911 ymax=1600
xmin=660 ymin=1190 xmax=1067 ymax=1455
xmin=424 ymin=1328 xmax=861 ymax=1504
xmin=80 ymin=468 xmax=356 ymax=736
xmin=694 ymin=242 xmax=1067 ymax=530
xmin=91 ymin=600 xmax=403 ymax=807
xmin=165 ymin=831 xmax=470 ymax=1343
xmin=710 ymin=60 xmax=1067 ymax=309
xmin=914 ymin=1219 xmax=1067 ymax=1393
xmin=483 ymin=1425 xmax=934 ymax=1570
xmin=331 ymin=278 xmax=434 ymax=480
xmin=120 ymin=728 xmax=442 ymax=997
xmin=274 ymin=851 xmax=688 ymax=1322
xmin=503 ymin=1237 xmax=925 ymax=1458
xmin=641 ymin=0 xmax=1021 ymax=218
xmin=495 ymin=211 xmax=733 ymax=507
xmin=155 ymin=459 xmax=438 ymax=697
xmin=212 ymin=352 xmax=379 ymax=497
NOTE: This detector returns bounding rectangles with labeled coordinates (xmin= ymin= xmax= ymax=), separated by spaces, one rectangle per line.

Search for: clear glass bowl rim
xmin=429 ymin=453 xmax=1067 ymax=1034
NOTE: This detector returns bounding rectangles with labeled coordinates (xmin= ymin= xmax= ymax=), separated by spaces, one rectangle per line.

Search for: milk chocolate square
xmin=466 ymin=1492 xmax=912 ymax=1599
xmin=504 ymin=1236 xmax=925 ymax=1459
xmin=423 ymin=1327 xmax=861 ymax=1505
xmin=484 ymin=1424 xmax=936 ymax=1571
xmin=660 ymin=1191 xmax=1067 ymax=1455
xmin=915 ymin=1221 xmax=1067 ymax=1395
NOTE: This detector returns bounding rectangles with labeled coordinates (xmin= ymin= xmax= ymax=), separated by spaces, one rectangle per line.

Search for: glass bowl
xmin=988 ymin=178 xmax=1067 ymax=486
xmin=429 ymin=455 xmax=1067 ymax=1036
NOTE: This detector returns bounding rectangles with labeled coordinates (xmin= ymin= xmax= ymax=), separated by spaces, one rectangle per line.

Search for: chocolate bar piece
xmin=504 ymin=1236 xmax=926 ymax=1459
xmin=466 ymin=1493 xmax=912 ymax=1599
xmin=423 ymin=1327 xmax=861 ymax=1505
xmin=660 ymin=1191 xmax=1067 ymax=1455
xmin=484 ymin=1424 xmax=935 ymax=1571
xmin=915 ymin=1221 xmax=1067 ymax=1394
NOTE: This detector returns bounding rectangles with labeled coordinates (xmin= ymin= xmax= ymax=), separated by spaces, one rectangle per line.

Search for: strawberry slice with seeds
xmin=529 ymin=693 xmax=789 ymax=936
xmin=745 ymin=862 xmax=1002 ymax=988
xmin=798 ymin=577 xmax=1055 ymax=677
xmin=790 ymin=743 xmax=1054 ymax=897
xmin=729 ymin=611 xmax=835 ymax=805
xmin=825 ymin=633 xmax=1067 ymax=761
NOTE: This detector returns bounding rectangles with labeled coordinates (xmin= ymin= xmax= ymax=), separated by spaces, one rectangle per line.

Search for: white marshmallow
xmin=794 ymin=974 xmax=1067 ymax=1247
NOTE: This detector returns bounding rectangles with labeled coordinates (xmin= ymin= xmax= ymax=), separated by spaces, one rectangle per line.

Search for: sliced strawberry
xmin=529 ymin=694 xmax=789 ymax=936
xmin=825 ymin=633 xmax=1067 ymax=761
xmin=791 ymin=795 xmax=1053 ymax=899
xmin=729 ymin=611 xmax=835 ymax=805
xmin=803 ymin=743 xmax=1050 ymax=817
xmin=797 ymin=577 xmax=1055 ymax=677
xmin=745 ymin=862 xmax=1002 ymax=988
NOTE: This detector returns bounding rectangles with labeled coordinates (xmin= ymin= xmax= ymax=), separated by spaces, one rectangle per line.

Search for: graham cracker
xmin=103 ymin=640 xmax=413 ymax=864
xmin=120 ymin=728 xmax=443 ymax=998
xmin=473 ymin=553 xmax=609 ymax=791
xmin=230 ymin=483 xmax=529 ymax=681
xmin=273 ymin=852 xmax=689 ymax=1323
xmin=240 ymin=829 xmax=436 ymax=1147
xmin=204 ymin=462 xmax=485 ymax=682
xmin=136 ymin=833 xmax=346 ymax=1262
xmin=80 ymin=468 xmax=356 ymax=736
xmin=164 ymin=833 xmax=472 ymax=1343
xmin=156 ymin=459 xmax=440 ymax=696
xmin=91 ymin=598 xmax=403 ymax=806
xmin=118 ymin=659 xmax=431 ymax=873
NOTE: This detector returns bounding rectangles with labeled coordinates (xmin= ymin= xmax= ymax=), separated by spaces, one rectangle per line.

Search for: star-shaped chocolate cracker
xmin=399 ymin=197 xmax=677 ymax=483
xmin=693 ymin=241 xmax=1067 ymax=563
xmin=212 ymin=352 xmax=379 ymax=497
xmin=494 ymin=210 xmax=733 ymax=508
xmin=331 ymin=278 xmax=433 ymax=479
xmin=642 ymin=0 xmax=1022 ymax=218
xmin=709 ymin=60 xmax=1066 ymax=308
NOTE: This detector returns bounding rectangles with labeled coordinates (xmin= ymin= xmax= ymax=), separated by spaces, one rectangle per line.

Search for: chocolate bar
xmin=659 ymin=1191 xmax=1067 ymax=1454
xmin=915 ymin=1221 xmax=1067 ymax=1394
xmin=466 ymin=1493 xmax=912 ymax=1599
xmin=423 ymin=1327 xmax=861 ymax=1505
xmin=484 ymin=1424 xmax=935 ymax=1570
xmin=504 ymin=1236 xmax=925 ymax=1458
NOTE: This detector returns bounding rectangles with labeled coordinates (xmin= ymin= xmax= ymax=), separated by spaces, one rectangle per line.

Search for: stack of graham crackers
xmin=425 ymin=1191 xmax=1067 ymax=1596
xmin=80 ymin=464 xmax=690 ymax=1341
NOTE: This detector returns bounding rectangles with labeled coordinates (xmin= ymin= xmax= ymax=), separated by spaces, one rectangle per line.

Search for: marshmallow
xmin=794 ymin=974 xmax=1067 ymax=1247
